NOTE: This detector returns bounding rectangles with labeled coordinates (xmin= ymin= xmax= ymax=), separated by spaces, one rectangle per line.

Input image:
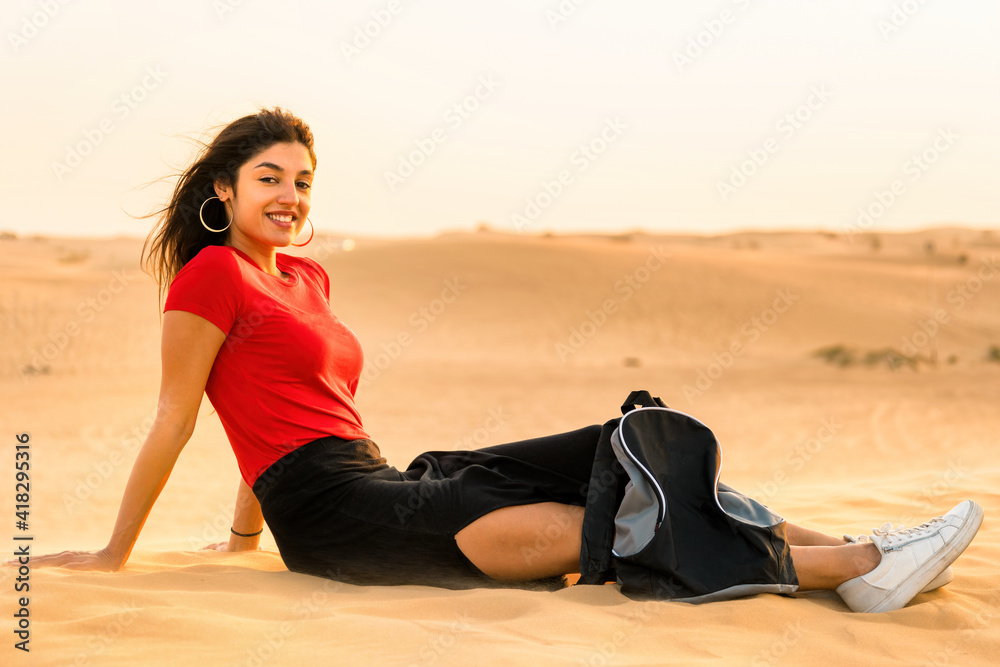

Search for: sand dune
xmin=2 ymin=228 xmax=998 ymax=665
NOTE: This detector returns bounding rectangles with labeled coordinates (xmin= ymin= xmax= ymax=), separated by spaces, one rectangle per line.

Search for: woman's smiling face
xmin=215 ymin=141 xmax=314 ymax=250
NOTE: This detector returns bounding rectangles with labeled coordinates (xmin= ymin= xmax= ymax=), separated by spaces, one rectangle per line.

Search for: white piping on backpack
xmin=615 ymin=406 xmax=746 ymax=526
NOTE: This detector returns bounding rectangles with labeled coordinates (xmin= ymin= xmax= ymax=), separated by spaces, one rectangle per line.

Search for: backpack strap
xmin=577 ymin=391 xmax=669 ymax=586
xmin=577 ymin=417 xmax=625 ymax=585
xmin=620 ymin=390 xmax=668 ymax=414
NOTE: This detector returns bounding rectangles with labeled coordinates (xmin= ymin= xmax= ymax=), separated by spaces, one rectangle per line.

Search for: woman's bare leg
xmin=790 ymin=543 xmax=880 ymax=590
xmin=784 ymin=522 xmax=849 ymax=547
xmin=455 ymin=502 xmax=584 ymax=581
xmin=784 ymin=522 xmax=884 ymax=589
xmin=456 ymin=505 xmax=880 ymax=591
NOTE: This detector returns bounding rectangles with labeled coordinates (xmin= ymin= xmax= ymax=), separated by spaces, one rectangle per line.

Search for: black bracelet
xmin=230 ymin=527 xmax=263 ymax=538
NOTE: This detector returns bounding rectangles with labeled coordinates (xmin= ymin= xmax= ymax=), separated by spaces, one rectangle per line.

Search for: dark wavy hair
xmin=141 ymin=107 xmax=317 ymax=311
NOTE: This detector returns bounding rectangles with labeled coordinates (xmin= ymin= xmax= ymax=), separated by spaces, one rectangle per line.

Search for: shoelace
xmin=848 ymin=515 xmax=949 ymax=545
xmin=871 ymin=522 xmax=896 ymax=537
xmin=847 ymin=522 xmax=895 ymax=543
xmin=875 ymin=515 xmax=947 ymax=549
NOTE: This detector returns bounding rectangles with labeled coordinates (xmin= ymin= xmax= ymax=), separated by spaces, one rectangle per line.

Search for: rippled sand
xmin=2 ymin=228 xmax=998 ymax=665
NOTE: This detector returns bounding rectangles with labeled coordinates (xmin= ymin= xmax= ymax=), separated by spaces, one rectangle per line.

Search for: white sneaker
xmin=843 ymin=523 xmax=954 ymax=592
xmin=836 ymin=500 xmax=984 ymax=613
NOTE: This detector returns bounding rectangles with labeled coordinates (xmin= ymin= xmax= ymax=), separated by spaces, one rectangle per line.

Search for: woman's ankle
xmin=790 ymin=543 xmax=882 ymax=590
xmin=843 ymin=542 xmax=881 ymax=582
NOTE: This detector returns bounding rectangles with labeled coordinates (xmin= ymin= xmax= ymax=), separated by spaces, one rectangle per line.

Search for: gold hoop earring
xmin=199 ymin=196 xmax=233 ymax=233
xmin=291 ymin=217 xmax=315 ymax=247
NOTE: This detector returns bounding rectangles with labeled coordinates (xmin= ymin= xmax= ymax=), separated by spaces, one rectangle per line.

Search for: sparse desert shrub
xmin=866 ymin=348 xmax=918 ymax=371
xmin=813 ymin=345 xmax=855 ymax=367
xmin=813 ymin=345 xmax=921 ymax=370
xmin=57 ymin=249 xmax=90 ymax=264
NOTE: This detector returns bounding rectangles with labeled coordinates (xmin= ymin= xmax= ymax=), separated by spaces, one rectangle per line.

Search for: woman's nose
xmin=275 ymin=183 xmax=299 ymax=205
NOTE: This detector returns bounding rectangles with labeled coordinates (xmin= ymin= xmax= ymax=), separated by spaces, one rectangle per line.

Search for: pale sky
xmin=2 ymin=0 xmax=997 ymax=239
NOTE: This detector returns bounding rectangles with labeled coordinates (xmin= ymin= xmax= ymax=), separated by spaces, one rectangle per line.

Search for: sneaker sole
xmin=925 ymin=566 xmax=954 ymax=592
xmin=862 ymin=501 xmax=984 ymax=613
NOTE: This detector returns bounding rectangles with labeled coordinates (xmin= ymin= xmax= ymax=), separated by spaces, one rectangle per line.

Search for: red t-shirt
xmin=163 ymin=244 xmax=369 ymax=485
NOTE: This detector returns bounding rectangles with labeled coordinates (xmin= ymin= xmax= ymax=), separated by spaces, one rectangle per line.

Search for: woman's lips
xmin=267 ymin=213 xmax=295 ymax=228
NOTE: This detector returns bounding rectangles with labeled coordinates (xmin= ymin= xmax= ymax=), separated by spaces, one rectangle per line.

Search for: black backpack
xmin=578 ymin=390 xmax=799 ymax=601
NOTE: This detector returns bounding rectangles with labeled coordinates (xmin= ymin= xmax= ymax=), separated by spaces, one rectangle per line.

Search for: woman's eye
xmin=297 ymin=181 xmax=312 ymax=190
xmin=260 ymin=176 xmax=277 ymax=184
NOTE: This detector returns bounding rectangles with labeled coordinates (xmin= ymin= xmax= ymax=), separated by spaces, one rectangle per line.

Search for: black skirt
xmin=252 ymin=425 xmax=610 ymax=590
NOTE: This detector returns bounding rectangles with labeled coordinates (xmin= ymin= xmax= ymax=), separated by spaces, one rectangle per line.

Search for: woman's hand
xmin=201 ymin=539 xmax=263 ymax=553
xmin=24 ymin=546 xmax=120 ymax=572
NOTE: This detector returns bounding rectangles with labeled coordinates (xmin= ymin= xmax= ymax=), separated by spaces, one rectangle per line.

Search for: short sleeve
xmin=302 ymin=257 xmax=330 ymax=301
xmin=164 ymin=246 xmax=244 ymax=335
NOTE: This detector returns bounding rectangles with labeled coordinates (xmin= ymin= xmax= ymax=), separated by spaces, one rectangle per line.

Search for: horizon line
xmin=2 ymin=221 xmax=997 ymax=244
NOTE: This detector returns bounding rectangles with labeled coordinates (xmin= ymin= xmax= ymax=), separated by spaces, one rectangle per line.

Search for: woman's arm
xmin=225 ymin=477 xmax=265 ymax=551
xmin=31 ymin=310 xmax=227 ymax=571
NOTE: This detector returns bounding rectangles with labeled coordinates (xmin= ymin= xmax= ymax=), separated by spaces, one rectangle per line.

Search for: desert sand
xmin=2 ymin=227 xmax=999 ymax=666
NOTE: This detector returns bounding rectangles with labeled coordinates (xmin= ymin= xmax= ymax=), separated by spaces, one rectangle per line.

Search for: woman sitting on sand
xmin=31 ymin=108 xmax=983 ymax=613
